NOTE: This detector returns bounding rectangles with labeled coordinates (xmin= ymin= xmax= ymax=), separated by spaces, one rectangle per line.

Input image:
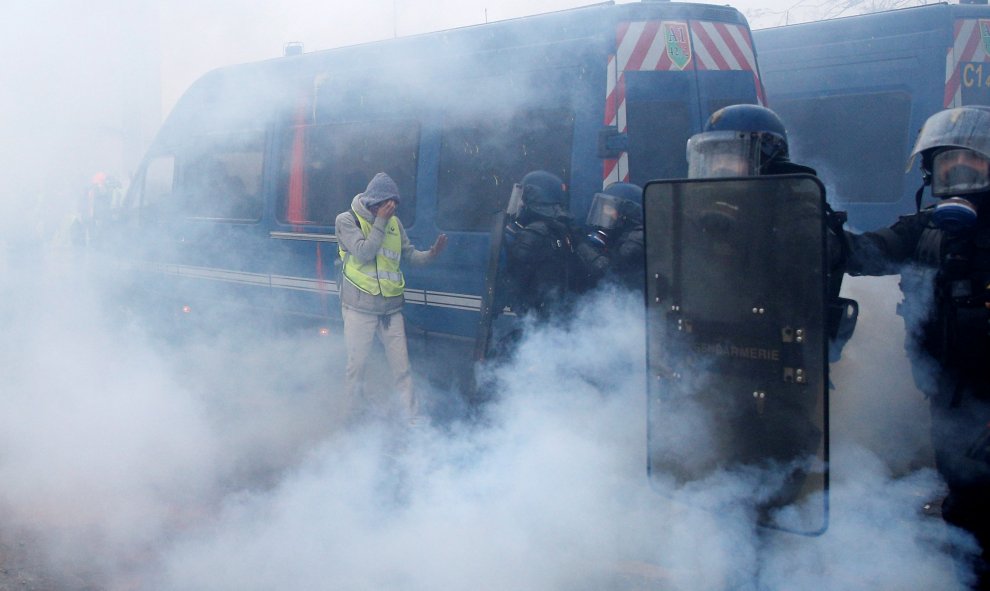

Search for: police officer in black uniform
xmin=844 ymin=106 xmax=990 ymax=589
xmin=574 ymin=182 xmax=645 ymax=293
xmin=676 ymin=105 xmax=851 ymax=517
xmin=503 ymin=170 xmax=576 ymax=319
xmin=688 ymin=104 xmax=854 ymax=347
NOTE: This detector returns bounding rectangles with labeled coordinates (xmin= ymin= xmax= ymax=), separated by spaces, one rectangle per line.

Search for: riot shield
xmin=644 ymin=174 xmax=829 ymax=535
xmin=474 ymin=183 xmax=523 ymax=362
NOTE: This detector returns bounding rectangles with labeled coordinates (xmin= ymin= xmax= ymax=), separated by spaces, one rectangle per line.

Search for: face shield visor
xmin=687 ymin=131 xmax=761 ymax=179
xmin=932 ymin=148 xmax=990 ymax=197
xmin=586 ymin=192 xmax=622 ymax=230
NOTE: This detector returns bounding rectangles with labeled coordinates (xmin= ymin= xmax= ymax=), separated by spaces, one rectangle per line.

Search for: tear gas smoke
xmin=0 ymin=2 xmax=978 ymax=589
xmin=0 ymin=259 xmax=977 ymax=589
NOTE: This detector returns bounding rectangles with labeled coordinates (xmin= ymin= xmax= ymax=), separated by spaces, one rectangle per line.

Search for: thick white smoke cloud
xmin=0 ymin=248 xmax=977 ymax=590
xmin=11 ymin=281 xmax=962 ymax=590
xmin=831 ymin=275 xmax=937 ymax=474
xmin=0 ymin=251 xmax=348 ymax=587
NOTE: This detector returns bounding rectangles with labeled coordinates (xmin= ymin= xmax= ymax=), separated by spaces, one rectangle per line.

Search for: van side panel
xmin=755 ymin=5 xmax=990 ymax=231
xmin=114 ymin=3 xmax=765 ymax=391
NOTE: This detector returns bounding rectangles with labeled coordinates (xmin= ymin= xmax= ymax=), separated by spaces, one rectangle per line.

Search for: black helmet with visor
xmin=687 ymin=105 xmax=789 ymax=179
xmin=586 ymin=182 xmax=643 ymax=230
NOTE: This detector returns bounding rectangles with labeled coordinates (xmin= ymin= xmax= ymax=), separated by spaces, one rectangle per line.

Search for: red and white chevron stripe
xmin=603 ymin=20 xmax=765 ymax=185
xmin=945 ymin=19 xmax=990 ymax=108
xmin=691 ymin=20 xmax=764 ymax=106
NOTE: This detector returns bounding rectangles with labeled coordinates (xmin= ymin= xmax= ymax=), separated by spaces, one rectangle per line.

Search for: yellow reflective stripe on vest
xmin=339 ymin=210 xmax=405 ymax=297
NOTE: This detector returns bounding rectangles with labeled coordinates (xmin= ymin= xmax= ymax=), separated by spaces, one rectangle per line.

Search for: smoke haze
xmin=0 ymin=258 xmax=977 ymax=589
xmin=0 ymin=1 xmax=980 ymax=589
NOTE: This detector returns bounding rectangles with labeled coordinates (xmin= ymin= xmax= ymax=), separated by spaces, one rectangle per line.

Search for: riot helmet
xmin=586 ymin=182 xmax=643 ymax=231
xmin=687 ymin=104 xmax=789 ymax=178
xmin=907 ymin=107 xmax=990 ymax=230
xmin=908 ymin=107 xmax=990 ymax=194
xmin=519 ymin=170 xmax=568 ymax=218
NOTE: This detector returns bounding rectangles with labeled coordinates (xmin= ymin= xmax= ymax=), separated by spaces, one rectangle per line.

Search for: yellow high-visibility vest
xmin=339 ymin=210 xmax=405 ymax=297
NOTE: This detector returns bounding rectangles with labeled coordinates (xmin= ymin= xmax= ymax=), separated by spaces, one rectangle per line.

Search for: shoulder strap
xmin=338 ymin=209 xmax=363 ymax=261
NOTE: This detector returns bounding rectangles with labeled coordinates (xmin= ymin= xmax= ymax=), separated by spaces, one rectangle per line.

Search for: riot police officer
xmin=574 ymin=182 xmax=645 ymax=292
xmin=844 ymin=106 xmax=990 ymax=588
xmin=502 ymin=170 xmax=576 ymax=318
xmin=688 ymin=104 xmax=855 ymax=350
xmin=645 ymin=105 xmax=837 ymax=523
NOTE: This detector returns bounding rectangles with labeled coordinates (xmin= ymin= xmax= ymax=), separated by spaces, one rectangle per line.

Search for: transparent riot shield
xmin=644 ymin=175 xmax=829 ymax=535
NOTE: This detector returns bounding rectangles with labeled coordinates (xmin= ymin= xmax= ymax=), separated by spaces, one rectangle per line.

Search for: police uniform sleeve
xmin=845 ymin=211 xmax=930 ymax=276
xmin=575 ymin=239 xmax=609 ymax=280
xmin=613 ymin=228 xmax=645 ymax=271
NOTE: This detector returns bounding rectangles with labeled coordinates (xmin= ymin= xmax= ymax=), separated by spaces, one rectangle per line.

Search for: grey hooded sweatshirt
xmin=335 ymin=194 xmax=433 ymax=315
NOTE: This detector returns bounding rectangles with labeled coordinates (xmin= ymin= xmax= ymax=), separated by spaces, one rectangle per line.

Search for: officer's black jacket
xmin=574 ymin=224 xmax=645 ymax=292
xmin=844 ymin=209 xmax=940 ymax=276
xmin=845 ymin=207 xmax=990 ymax=386
xmin=505 ymin=212 xmax=576 ymax=317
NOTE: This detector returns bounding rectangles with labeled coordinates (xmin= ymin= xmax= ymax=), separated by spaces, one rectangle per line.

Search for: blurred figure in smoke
xmin=502 ymin=170 xmax=577 ymax=319
xmin=842 ymin=106 xmax=990 ymax=589
xmin=688 ymin=104 xmax=855 ymax=349
xmin=75 ymin=171 xmax=121 ymax=248
xmin=336 ymin=172 xmax=447 ymax=425
xmin=573 ymin=182 xmax=645 ymax=293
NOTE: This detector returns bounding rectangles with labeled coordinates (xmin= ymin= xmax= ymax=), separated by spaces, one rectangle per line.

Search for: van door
xmin=607 ymin=19 xmax=764 ymax=187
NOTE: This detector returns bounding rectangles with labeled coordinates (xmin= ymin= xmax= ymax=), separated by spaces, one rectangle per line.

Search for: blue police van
xmin=754 ymin=2 xmax=990 ymax=231
xmin=108 ymin=0 xmax=766 ymax=388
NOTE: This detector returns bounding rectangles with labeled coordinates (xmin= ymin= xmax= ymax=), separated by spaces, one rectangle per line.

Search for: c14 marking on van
xmin=962 ymin=62 xmax=990 ymax=89
xmin=945 ymin=19 xmax=990 ymax=107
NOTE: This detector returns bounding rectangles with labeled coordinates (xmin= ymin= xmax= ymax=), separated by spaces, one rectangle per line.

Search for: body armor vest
xmin=914 ymin=223 xmax=990 ymax=386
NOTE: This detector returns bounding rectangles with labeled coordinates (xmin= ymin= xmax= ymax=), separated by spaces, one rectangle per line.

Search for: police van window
xmin=277 ymin=119 xmax=419 ymax=228
xmin=176 ymin=131 xmax=264 ymax=221
xmin=437 ymin=108 xmax=574 ymax=231
xmin=774 ymin=91 xmax=912 ymax=204
xmin=625 ymin=100 xmax=692 ymax=187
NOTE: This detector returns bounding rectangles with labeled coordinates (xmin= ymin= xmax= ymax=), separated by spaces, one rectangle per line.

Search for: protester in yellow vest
xmin=335 ymin=172 xmax=447 ymax=425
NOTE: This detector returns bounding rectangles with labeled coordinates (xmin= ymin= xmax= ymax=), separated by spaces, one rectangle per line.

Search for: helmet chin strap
xmin=915 ymin=169 xmax=931 ymax=213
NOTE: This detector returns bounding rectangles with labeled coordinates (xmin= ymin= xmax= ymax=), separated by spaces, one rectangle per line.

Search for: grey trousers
xmin=342 ymin=306 xmax=416 ymax=418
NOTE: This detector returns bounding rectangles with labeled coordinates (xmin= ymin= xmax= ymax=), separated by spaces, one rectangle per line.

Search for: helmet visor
xmin=687 ymin=131 xmax=761 ymax=179
xmin=932 ymin=148 xmax=990 ymax=197
xmin=586 ymin=192 xmax=622 ymax=230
